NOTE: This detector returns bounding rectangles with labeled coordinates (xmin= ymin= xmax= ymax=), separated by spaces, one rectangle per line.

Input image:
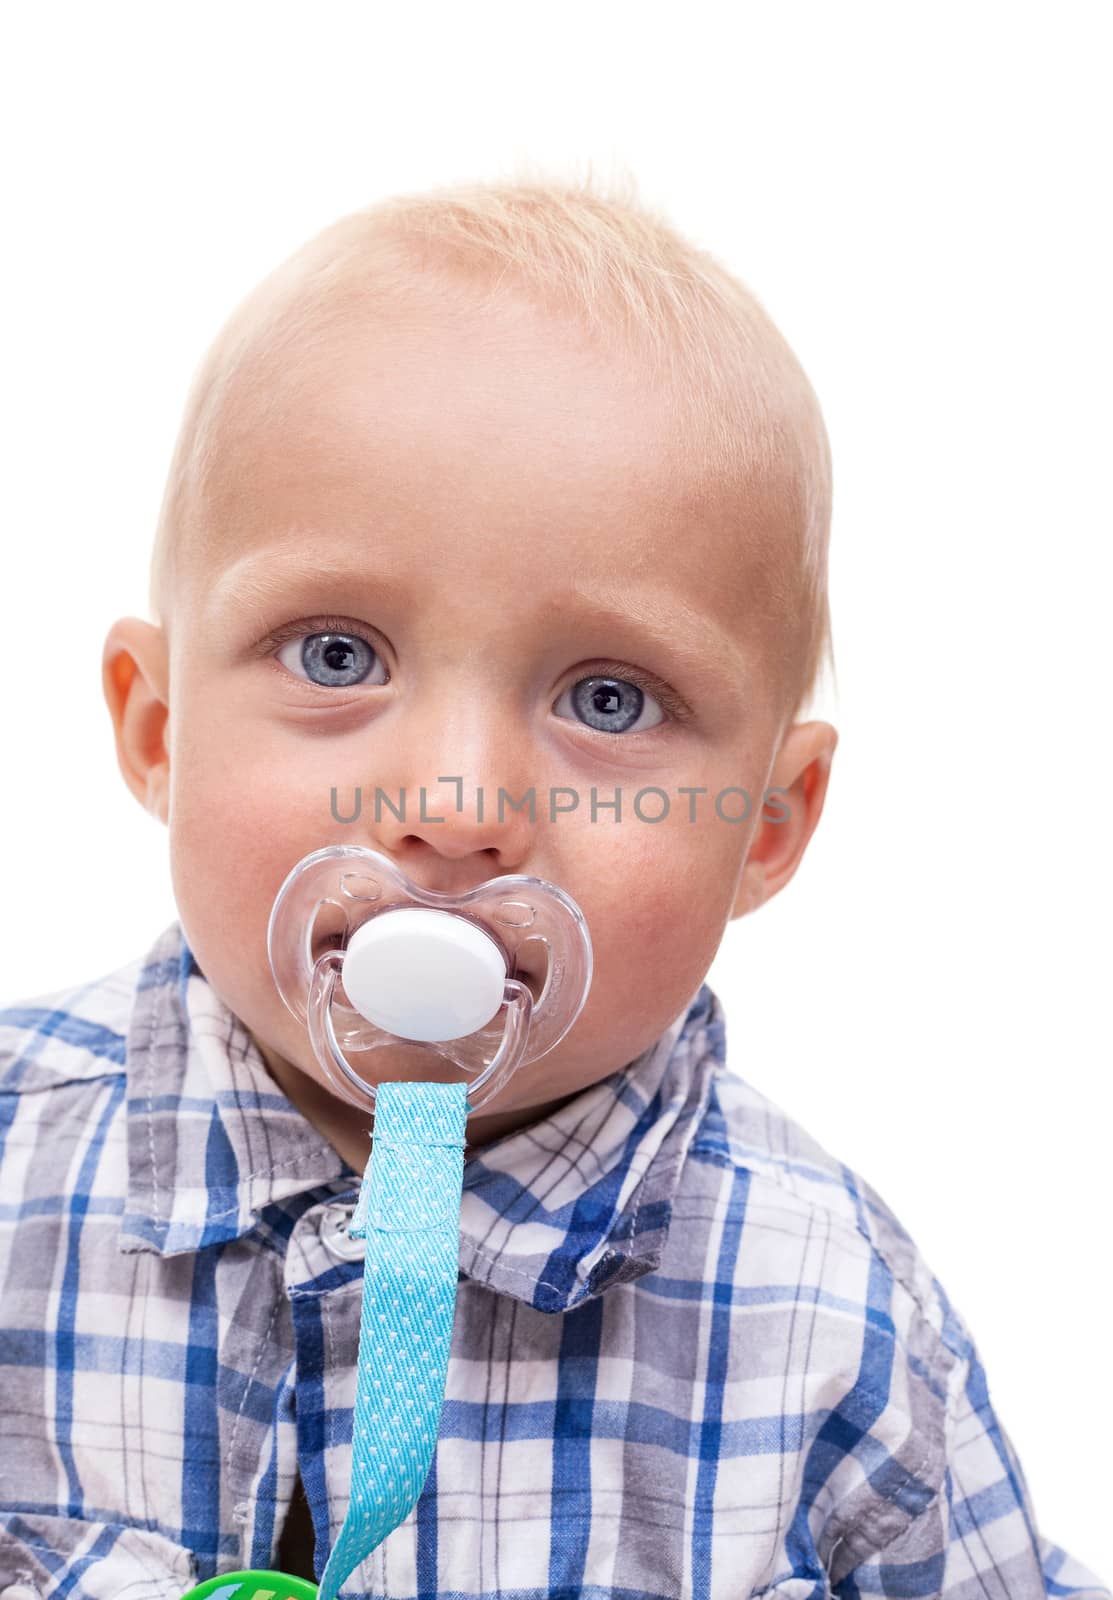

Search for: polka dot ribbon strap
xmin=316 ymin=1077 xmax=469 ymax=1600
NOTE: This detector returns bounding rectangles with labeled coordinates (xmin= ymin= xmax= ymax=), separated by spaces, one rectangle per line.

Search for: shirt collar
xmin=120 ymin=920 xmax=726 ymax=1311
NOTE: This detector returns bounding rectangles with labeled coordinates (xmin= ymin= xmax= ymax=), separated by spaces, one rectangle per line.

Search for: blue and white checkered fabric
xmin=1 ymin=921 xmax=1107 ymax=1598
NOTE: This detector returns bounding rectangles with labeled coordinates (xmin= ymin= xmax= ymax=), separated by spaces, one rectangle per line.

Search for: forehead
xmin=201 ymin=294 xmax=689 ymax=528
xmin=184 ymin=293 xmax=794 ymax=687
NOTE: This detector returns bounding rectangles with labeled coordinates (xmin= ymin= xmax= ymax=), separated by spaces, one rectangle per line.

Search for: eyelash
xmin=255 ymin=614 xmax=695 ymax=725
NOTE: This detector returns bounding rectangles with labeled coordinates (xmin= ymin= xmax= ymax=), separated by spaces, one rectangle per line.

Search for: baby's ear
xmin=730 ymin=720 xmax=838 ymax=918
xmin=102 ymin=617 xmax=171 ymax=824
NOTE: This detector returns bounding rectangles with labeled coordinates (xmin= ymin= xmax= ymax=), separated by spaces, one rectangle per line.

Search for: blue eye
xmin=277 ymin=631 xmax=388 ymax=689
xmin=554 ymin=675 xmax=665 ymax=735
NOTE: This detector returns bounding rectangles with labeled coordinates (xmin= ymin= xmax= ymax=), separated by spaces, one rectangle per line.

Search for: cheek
xmin=166 ymin=712 xmax=319 ymax=1005
xmin=519 ymin=818 xmax=736 ymax=1104
xmin=572 ymin=810 xmax=743 ymax=1015
xmin=171 ymin=754 xmax=298 ymax=896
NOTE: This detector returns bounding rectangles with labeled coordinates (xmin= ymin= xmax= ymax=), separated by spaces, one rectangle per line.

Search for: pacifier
xmin=267 ymin=844 xmax=593 ymax=1116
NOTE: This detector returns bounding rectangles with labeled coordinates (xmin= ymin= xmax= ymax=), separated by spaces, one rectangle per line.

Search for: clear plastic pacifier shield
xmin=267 ymin=844 xmax=593 ymax=1116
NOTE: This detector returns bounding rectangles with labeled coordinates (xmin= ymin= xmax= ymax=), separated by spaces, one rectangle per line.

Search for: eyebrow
xmin=207 ymin=548 xmax=750 ymax=690
xmin=559 ymin=579 xmax=751 ymax=689
xmin=207 ymin=551 xmax=414 ymax=621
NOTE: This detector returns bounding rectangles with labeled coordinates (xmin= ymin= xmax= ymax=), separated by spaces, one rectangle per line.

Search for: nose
xmin=360 ymin=705 xmax=538 ymax=889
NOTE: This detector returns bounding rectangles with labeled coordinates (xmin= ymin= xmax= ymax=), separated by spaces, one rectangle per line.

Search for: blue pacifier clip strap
xmin=316 ymin=1078 xmax=468 ymax=1600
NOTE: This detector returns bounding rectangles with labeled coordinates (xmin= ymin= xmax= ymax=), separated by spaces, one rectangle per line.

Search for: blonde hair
xmin=150 ymin=162 xmax=834 ymax=721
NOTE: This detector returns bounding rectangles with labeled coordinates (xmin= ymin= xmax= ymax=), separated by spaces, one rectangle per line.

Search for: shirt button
xmin=3 ymin=1585 xmax=42 ymax=1600
xmin=320 ymin=1200 xmax=366 ymax=1261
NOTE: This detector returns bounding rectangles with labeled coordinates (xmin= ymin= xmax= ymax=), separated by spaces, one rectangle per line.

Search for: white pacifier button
xmin=341 ymin=908 xmax=508 ymax=1042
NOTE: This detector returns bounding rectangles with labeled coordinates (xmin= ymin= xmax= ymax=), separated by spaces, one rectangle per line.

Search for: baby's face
xmin=108 ymin=290 xmax=831 ymax=1164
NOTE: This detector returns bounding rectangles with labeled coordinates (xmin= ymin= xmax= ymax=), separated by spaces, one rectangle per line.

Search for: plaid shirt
xmin=0 ymin=920 xmax=1106 ymax=1600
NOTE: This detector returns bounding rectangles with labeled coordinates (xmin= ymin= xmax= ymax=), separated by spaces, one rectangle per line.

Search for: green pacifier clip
xmin=178 ymin=1573 xmax=318 ymax=1600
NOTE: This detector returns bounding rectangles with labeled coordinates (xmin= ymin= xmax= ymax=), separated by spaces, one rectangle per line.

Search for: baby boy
xmin=0 ymin=177 xmax=1107 ymax=1600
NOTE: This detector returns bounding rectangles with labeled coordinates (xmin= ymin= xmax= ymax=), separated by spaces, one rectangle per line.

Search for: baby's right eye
xmin=277 ymin=631 xmax=389 ymax=689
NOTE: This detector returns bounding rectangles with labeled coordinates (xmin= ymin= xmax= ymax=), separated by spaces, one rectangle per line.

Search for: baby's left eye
xmin=553 ymin=675 xmax=665 ymax=735
xmin=277 ymin=631 xmax=389 ymax=689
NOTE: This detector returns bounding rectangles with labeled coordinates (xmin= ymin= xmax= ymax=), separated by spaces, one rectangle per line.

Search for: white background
xmin=1 ymin=1 xmax=1109 ymax=1576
